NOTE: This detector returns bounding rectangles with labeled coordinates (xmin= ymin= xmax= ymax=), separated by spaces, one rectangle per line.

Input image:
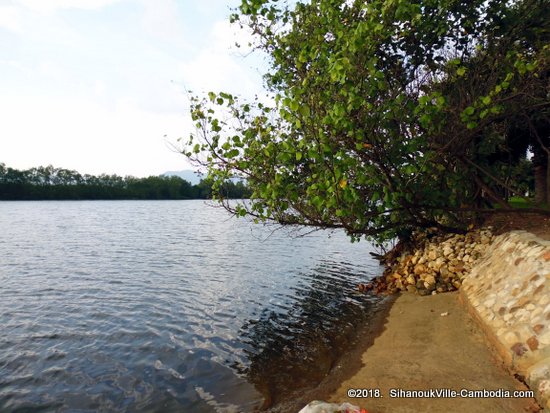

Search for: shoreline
xmin=270 ymin=227 xmax=550 ymax=412
xmin=264 ymin=294 xmax=396 ymax=412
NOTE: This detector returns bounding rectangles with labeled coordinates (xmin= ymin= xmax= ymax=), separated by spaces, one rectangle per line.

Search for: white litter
xmin=298 ymin=400 xmax=362 ymax=413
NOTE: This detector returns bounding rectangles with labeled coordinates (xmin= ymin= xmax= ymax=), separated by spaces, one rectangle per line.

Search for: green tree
xmin=0 ymin=164 xmax=240 ymax=200
xmin=185 ymin=0 xmax=550 ymax=243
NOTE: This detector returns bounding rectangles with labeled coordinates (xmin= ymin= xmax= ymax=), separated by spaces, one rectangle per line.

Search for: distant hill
xmin=163 ymin=170 xmax=205 ymax=185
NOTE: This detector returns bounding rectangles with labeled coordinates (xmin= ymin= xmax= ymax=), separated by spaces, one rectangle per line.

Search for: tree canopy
xmin=0 ymin=164 xmax=251 ymax=200
xmin=185 ymin=0 xmax=550 ymax=243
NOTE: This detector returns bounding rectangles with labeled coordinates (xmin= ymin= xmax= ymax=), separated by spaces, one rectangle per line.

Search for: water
xmin=0 ymin=200 xmax=383 ymax=412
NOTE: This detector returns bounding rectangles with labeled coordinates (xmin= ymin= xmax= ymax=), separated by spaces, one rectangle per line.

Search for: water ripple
xmin=0 ymin=200 xmax=382 ymax=412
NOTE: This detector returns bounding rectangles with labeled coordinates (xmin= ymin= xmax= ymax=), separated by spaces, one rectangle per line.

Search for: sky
xmin=0 ymin=0 xmax=266 ymax=177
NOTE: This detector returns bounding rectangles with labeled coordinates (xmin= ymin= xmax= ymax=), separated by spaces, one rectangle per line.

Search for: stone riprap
xmin=376 ymin=228 xmax=495 ymax=295
xmin=461 ymin=231 xmax=550 ymax=412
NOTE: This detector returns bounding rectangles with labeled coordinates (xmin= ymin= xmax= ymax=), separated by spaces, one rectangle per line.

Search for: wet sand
xmin=265 ymin=296 xmax=396 ymax=412
xmin=328 ymin=292 xmax=540 ymax=413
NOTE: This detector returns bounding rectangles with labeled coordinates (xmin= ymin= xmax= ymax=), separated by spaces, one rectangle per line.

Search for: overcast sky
xmin=0 ymin=0 xmax=265 ymax=177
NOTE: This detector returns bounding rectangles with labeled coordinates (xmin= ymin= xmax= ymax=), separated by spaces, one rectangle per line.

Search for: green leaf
xmin=226 ymin=149 xmax=240 ymax=158
xmin=300 ymin=105 xmax=311 ymax=117
xmin=418 ymin=95 xmax=430 ymax=105
xmin=464 ymin=106 xmax=475 ymax=116
xmin=526 ymin=62 xmax=536 ymax=72
xmin=183 ymin=0 xmax=542 ymax=245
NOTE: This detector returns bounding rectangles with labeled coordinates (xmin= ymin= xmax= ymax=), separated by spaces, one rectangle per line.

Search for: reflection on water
xmin=240 ymin=260 xmax=382 ymax=408
xmin=0 ymin=201 xmax=382 ymax=412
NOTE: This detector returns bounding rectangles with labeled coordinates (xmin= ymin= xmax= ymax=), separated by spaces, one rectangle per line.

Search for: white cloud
xmin=194 ymin=1 xmax=234 ymax=18
xmin=0 ymin=95 xmax=192 ymax=176
xmin=37 ymin=60 xmax=60 ymax=77
xmin=139 ymin=0 xmax=184 ymax=42
xmin=1 ymin=1 xmax=89 ymax=48
xmin=14 ymin=0 xmax=124 ymax=14
xmin=210 ymin=19 xmax=255 ymax=53
xmin=179 ymin=19 xmax=263 ymax=97
xmin=0 ymin=1 xmax=267 ymax=176
xmin=0 ymin=5 xmax=23 ymax=33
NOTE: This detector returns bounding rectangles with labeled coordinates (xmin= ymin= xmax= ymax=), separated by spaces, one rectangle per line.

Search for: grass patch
xmin=507 ymin=196 xmax=548 ymax=209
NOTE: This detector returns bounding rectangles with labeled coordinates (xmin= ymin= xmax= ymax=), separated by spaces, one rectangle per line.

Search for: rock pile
xmin=363 ymin=228 xmax=495 ymax=295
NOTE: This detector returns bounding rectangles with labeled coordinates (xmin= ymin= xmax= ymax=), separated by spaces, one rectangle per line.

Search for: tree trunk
xmin=534 ymin=164 xmax=547 ymax=205
xmin=532 ymin=135 xmax=548 ymax=205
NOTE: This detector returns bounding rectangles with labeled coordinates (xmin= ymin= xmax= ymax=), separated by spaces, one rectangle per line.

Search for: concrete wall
xmin=461 ymin=231 xmax=550 ymax=412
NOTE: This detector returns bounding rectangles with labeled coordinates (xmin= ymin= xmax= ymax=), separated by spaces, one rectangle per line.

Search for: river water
xmin=0 ymin=200 xmax=382 ymax=412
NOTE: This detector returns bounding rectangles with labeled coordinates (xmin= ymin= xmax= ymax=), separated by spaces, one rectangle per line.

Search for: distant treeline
xmin=0 ymin=164 xmax=251 ymax=200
